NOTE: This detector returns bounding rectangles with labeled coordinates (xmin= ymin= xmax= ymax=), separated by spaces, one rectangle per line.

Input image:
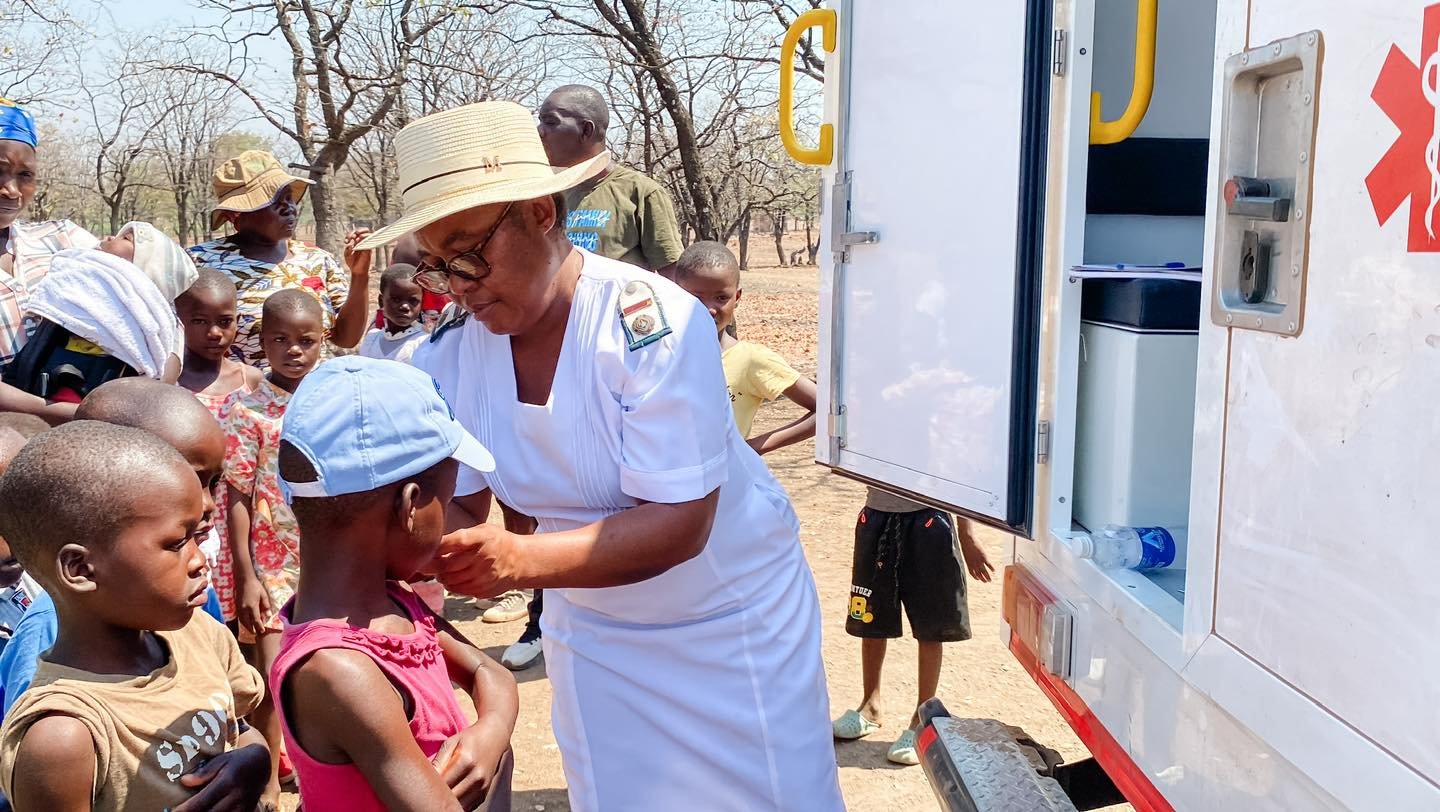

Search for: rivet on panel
xmin=1255 ymin=317 xmax=1264 ymax=327
xmin=1300 ymin=151 xmax=1308 ymax=163
xmin=1296 ymin=208 xmax=1305 ymax=220
xmin=1225 ymin=314 xmax=1234 ymax=324
xmin=1303 ymin=92 xmax=1312 ymax=105
xmin=1241 ymin=53 xmax=1250 ymax=65
xmin=1291 ymin=265 xmax=1300 ymax=277
xmin=1272 ymin=43 xmax=1283 ymax=56
xmin=1307 ymin=33 xmax=1317 ymax=46
xmin=1288 ymin=322 xmax=1297 ymax=331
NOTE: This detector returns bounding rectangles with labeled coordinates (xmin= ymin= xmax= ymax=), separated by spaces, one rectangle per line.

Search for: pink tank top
xmin=270 ymin=582 xmax=470 ymax=812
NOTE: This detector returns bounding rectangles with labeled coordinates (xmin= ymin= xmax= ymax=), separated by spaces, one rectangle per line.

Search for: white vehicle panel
xmin=1016 ymin=542 xmax=1348 ymax=811
xmin=826 ymin=0 xmax=1031 ymax=520
xmin=1208 ymin=1 xmax=1440 ymax=783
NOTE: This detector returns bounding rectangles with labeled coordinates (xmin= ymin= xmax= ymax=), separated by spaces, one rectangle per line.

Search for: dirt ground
xmin=287 ymin=250 xmax=1096 ymax=811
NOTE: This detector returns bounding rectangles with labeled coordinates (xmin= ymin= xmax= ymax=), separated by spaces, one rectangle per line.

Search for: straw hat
xmin=356 ymin=101 xmax=610 ymax=250
xmin=210 ymin=150 xmax=313 ymax=231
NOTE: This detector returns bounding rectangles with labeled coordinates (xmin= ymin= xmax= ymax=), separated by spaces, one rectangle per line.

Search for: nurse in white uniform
xmin=357 ymin=102 xmax=843 ymax=812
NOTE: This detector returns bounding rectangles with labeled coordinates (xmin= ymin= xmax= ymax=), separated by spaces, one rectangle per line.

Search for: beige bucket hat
xmin=356 ymin=101 xmax=610 ymax=250
xmin=210 ymin=150 xmax=313 ymax=231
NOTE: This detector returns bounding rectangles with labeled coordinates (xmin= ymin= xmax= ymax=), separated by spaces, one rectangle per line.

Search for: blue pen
xmin=1113 ymin=262 xmax=1189 ymax=270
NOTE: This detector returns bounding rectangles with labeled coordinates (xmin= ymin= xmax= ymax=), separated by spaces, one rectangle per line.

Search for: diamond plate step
xmin=928 ymin=717 xmax=1078 ymax=812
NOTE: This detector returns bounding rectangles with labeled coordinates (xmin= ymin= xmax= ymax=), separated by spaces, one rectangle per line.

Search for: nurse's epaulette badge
xmin=430 ymin=309 xmax=470 ymax=343
xmin=618 ymin=279 xmax=672 ymax=351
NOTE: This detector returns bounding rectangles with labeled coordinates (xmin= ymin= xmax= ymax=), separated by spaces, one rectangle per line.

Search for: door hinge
xmin=828 ymin=405 xmax=847 ymax=448
xmin=829 ymin=171 xmax=879 ymax=264
xmin=1036 ymin=420 xmax=1051 ymax=464
xmin=1052 ymin=29 xmax=1067 ymax=76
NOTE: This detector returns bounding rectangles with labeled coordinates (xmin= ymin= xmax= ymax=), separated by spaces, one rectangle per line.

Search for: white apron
xmin=416 ymin=251 xmax=843 ymax=812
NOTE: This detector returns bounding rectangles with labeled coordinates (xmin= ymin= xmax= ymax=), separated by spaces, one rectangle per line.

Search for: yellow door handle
xmin=1090 ymin=0 xmax=1158 ymax=145
xmin=780 ymin=8 xmax=837 ymax=166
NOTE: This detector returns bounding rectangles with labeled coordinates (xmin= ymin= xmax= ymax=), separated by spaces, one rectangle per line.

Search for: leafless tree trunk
xmin=771 ymin=210 xmax=787 ymax=266
xmin=737 ymin=208 xmax=751 ymax=271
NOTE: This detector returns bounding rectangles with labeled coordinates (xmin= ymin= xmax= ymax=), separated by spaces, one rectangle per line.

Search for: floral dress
xmin=195 ymin=381 xmax=256 ymax=621
xmin=221 ymin=378 xmax=299 ymax=640
xmin=186 ymin=238 xmax=349 ymax=369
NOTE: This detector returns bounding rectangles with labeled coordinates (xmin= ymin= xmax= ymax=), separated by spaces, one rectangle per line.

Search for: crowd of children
xmin=0 ymin=97 xmax=994 ymax=809
xmin=0 ymin=191 xmax=519 ymax=808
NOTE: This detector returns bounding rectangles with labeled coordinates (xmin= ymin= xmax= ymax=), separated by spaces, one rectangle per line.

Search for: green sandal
xmin=832 ymin=709 xmax=882 ymax=740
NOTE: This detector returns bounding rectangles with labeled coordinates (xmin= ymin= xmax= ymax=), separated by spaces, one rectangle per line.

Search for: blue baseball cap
xmin=280 ymin=356 xmax=494 ymax=499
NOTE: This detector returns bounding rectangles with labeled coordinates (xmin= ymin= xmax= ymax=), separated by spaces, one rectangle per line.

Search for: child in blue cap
xmin=271 ymin=356 xmax=516 ymax=811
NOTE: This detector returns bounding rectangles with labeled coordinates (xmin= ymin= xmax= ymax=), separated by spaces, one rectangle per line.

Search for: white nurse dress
xmin=414 ymin=250 xmax=843 ymax=812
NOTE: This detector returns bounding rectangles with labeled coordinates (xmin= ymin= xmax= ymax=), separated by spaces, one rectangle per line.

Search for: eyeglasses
xmin=411 ymin=202 xmax=514 ymax=295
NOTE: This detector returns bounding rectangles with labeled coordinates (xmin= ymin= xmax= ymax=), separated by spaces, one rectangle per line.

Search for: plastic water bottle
xmin=1076 ymin=525 xmax=1186 ymax=571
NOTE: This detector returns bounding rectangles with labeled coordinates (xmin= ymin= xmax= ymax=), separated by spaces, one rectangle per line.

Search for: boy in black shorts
xmin=832 ymin=487 xmax=994 ymax=765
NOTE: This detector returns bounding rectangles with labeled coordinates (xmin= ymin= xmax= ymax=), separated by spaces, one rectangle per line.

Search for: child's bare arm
xmin=0 ymin=382 xmax=77 ymax=426
xmin=9 ymin=714 xmax=96 ymax=811
xmin=289 ymin=649 xmax=463 ymax=811
xmin=955 ymin=517 xmax=995 ymax=583
xmin=748 ymin=375 xmax=818 ymax=456
xmin=434 ymin=617 xmax=519 ymax=808
xmin=225 ymin=483 xmax=268 ymax=634
xmin=173 ymin=724 xmax=271 ymax=811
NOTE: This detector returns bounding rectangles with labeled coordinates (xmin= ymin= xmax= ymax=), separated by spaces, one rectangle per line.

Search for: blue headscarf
xmin=0 ymin=99 xmax=38 ymax=149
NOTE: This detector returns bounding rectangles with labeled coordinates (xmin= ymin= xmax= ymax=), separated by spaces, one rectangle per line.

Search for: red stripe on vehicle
xmin=1009 ymin=631 xmax=1175 ymax=812
xmin=917 ymin=724 xmax=938 ymax=756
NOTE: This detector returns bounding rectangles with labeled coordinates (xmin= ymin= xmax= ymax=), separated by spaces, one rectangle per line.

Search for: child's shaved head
xmin=380 ymin=263 xmax=418 ymax=294
xmin=77 ymin=377 xmax=221 ymax=448
xmin=0 ymin=427 xmax=27 ymax=475
xmin=262 ymin=288 xmax=324 ymax=326
xmin=0 ymin=412 xmax=48 ymax=439
xmin=178 ymin=267 xmax=237 ymax=307
xmin=0 ymin=421 xmax=190 ymax=574
xmin=674 ymin=241 xmax=740 ymax=285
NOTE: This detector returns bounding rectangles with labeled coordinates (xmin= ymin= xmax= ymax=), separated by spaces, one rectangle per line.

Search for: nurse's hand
xmin=435 ymin=524 xmax=523 ymax=598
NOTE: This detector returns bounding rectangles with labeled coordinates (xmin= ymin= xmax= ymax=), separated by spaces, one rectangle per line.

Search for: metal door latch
xmin=1225 ymin=176 xmax=1290 ymax=222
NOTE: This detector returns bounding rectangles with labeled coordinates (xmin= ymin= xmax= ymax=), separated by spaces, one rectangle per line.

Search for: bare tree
xmin=0 ymin=0 xmax=78 ymax=104
xmin=145 ymin=45 xmax=238 ymax=246
xmin=75 ymin=44 xmax=177 ymax=235
xmin=734 ymin=0 xmax=826 ymax=81
xmin=161 ymin=1 xmax=505 ymax=255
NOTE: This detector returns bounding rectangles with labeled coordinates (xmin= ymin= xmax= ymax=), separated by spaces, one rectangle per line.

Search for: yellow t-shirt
xmin=722 ymin=341 xmax=802 ymax=437
xmin=0 ymin=614 xmax=264 ymax=810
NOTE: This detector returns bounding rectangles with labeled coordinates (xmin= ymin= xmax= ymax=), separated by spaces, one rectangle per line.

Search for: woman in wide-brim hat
xmin=186 ymin=150 xmax=372 ymax=369
xmin=352 ymin=101 xmax=844 ymax=811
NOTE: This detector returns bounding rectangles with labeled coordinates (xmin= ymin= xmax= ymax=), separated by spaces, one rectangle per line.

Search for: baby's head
xmin=674 ymin=241 xmax=742 ymax=335
xmin=260 ymin=288 xmax=325 ymax=383
xmin=378 ymin=264 xmax=421 ymax=332
xmin=0 ymin=421 xmax=209 ymax=631
xmin=98 ymin=222 xmax=198 ymax=301
xmin=279 ymin=357 xmax=494 ymax=580
xmin=176 ymin=269 xmax=241 ymax=363
xmin=77 ymin=378 xmax=226 ymax=542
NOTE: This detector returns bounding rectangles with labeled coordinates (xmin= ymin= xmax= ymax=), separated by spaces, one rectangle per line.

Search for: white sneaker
xmin=482 ymin=590 xmax=529 ymax=623
xmin=501 ymin=634 xmax=543 ymax=670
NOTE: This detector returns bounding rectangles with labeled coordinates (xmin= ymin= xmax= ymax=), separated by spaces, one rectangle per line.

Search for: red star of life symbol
xmin=1367 ymin=3 xmax=1440 ymax=252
